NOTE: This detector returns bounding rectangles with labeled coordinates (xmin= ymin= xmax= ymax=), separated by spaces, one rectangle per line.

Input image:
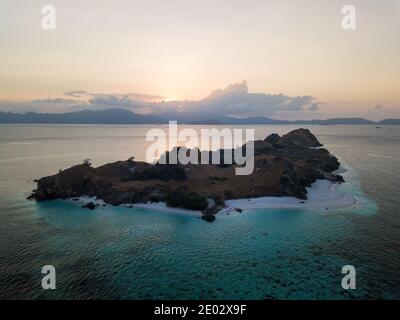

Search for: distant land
xmin=0 ymin=108 xmax=399 ymax=125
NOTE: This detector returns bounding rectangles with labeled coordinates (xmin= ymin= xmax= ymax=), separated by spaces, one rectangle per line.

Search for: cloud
xmin=31 ymin=98 xmax=77 ymax=105
xmin=0 ymin=81 xmax=320 ymax=119
xmin=308 ymin=103 xmax=319 ymax=111
xmin=149 ymin=81 xmax=319 ymax=119
xmin=63 ymin=90 xmax=88 ymax=98
xmin=88 ymin=95 xmax=136 ymax=108
xmin=64 ymin=90 xmax=166 ymax=103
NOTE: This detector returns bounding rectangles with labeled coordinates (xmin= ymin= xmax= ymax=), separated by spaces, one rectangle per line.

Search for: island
xmin=28 ymin=129 xmax=346 ymax=222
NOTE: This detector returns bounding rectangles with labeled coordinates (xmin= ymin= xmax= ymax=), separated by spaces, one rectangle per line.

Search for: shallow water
xmin=0 ymin=124 xmax=399 ymax=299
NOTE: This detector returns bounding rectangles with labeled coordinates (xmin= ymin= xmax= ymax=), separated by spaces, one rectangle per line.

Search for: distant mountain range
xmin=0 ymin=109 xmax=160 ymax=124
xmin=0 ymin=108 xmax=399 ymax=125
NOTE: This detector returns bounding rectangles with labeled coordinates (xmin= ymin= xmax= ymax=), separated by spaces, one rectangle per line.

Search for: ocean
xmin=0 ymin=124 xmax=399 ymax=299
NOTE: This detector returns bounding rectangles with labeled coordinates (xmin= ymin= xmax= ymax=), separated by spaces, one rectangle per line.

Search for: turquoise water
xmin=0 ymin=124 xmax=399 ymax=299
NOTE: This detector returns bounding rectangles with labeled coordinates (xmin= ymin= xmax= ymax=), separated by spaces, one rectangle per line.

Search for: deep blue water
xmin=0 ymin=124 xmax=399 ymax=299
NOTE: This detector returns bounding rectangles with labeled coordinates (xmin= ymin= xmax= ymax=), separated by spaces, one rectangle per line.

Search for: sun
xmin=164 ymin=96 xmax=177 ymax=102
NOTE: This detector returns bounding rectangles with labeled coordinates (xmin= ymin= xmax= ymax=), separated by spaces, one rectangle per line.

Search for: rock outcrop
xmin=82 ymin=202 xmax=96 ymax=210
xmin=202 ymin=214 xmax=216 ymax=223
xmin=278 ymin=128 xmax=323 ymax=148
xmin=264 ymin=133 xmax=281 ymax=144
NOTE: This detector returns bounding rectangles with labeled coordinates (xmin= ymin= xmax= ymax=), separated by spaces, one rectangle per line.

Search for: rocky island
xmin=29 ymin=129 xmax=345 ymax=222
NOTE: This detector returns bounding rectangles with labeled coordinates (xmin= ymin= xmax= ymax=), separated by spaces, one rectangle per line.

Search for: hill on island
xmin=30 ymin=128 xmax=345 ymax=222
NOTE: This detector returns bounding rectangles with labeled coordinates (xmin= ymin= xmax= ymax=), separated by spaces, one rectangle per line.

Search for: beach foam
xmin=131 ymin=202 xmax=201 ymax=216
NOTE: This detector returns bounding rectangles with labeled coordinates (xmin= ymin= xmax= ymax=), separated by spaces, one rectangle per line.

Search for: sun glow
xmin=164 ymin=97 xmax=177 ymax=103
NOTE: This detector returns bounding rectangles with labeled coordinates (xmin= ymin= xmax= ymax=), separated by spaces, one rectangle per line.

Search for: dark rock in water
xmin=202 ymin=214 xmax=216 ymax=223
xmin=82 ymin=202 xmax=96 ymax=210
xmin=264 ymin=133 xmax=281 ymax=144
xmin=26 ymin=194 xmax=34 ymax=200
xmin=320 ymin=171 xmax=345 ymax=182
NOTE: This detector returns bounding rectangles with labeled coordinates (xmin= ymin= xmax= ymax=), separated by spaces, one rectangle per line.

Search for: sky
xmin=0 ymin=0 xmax=399 ymax=120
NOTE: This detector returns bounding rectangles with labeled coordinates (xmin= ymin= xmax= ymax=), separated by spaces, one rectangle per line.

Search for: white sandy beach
xmin=135 ymin=166 xmax=358 ymax=215
xmin=223 ymin=179 xmax=358 ymax=213
xmin=71 ymin=171 xmax=359 ymax=217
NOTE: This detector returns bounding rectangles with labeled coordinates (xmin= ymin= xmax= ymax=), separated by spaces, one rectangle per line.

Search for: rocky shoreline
xmin=28 ymin=129 xmax=345 ymax=222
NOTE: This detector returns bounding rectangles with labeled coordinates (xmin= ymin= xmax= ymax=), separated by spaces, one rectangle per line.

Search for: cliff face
xmin=30 ymin=129 xmax=344 ymax=213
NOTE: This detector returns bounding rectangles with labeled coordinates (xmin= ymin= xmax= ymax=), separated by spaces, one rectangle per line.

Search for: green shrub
xmin=166 ymin=191 xmax=208 ymax=210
